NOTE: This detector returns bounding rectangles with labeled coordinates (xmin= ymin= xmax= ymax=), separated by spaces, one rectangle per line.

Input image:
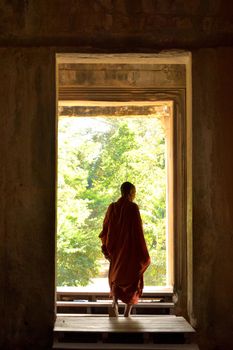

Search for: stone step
xmin=54 ymin=315 xmax=195 ymax=334
xmin=54 ymin=316 xmax=197 ymax=349
xmin=56 ymin=287 xmax=174 ymax=302
xmin=57 ymin=301 xmax=174 ymax=309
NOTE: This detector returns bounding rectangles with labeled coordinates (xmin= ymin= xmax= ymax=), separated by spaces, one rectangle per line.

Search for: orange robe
xmin=99 ymin=197 xmax=150 ymax=304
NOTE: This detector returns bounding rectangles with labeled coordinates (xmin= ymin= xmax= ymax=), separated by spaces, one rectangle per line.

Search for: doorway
xmin=55 ymin=53 xmax=192 ymax=317
xmin=57 ymin=100 xmax=173 ymax=291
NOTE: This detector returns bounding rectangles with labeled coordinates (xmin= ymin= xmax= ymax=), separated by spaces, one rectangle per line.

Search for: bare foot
xmin=109 ymin=301 xmax=118 ymax=317
xmin=124 ymin=304 xmax=132 ymax=317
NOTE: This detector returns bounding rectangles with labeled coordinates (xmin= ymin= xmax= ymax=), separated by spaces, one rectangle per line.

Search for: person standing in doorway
xmin=99 ymin=182 xmax=150 ymax=317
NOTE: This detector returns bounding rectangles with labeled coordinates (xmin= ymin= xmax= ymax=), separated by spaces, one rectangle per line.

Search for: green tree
xmin=57 ymin=116 xmax=167 ymax=286
xmin=57 ymin=120 xmax=101 ymax=285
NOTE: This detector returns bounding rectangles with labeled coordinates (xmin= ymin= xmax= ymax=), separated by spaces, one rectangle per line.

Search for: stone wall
xmin=0 ymin=48 xmax=56 ymax=349
xmin=192 ymin=48 xmax=233 ymax=350
xmin=58 ymin=64 xmax=186 ymax=88
xmin=0 ymin=1 xmax=233 ymax=349
xmin=0 ymin=1 xmax=233 ymax=48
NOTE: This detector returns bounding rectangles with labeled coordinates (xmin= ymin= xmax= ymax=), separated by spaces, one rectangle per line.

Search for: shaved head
xmin=120 ymin=182 xmax=135 ymax=196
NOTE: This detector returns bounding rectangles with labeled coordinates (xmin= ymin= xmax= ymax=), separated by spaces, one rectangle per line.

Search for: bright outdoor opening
xmin=57 ymin=103 xmax=172 ymax=290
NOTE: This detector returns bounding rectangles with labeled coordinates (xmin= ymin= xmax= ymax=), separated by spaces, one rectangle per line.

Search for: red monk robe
xmin=99 ymin=196 xmax=150 ymax=305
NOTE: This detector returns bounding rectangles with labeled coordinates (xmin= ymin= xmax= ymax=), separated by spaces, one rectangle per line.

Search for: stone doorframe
xmin=55 ymin=52 xmax=193 ymax=323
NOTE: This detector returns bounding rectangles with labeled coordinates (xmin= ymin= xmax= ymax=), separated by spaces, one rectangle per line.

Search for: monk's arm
xmin=133 ymin=204 xmax=151 ymax=267
xmin=99 ymin=204 xmax=112 ymax=260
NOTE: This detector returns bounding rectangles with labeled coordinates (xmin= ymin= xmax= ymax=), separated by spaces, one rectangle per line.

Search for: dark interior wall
xmin=0 ymin=0 xmax=233 ymax=48
xmin=0 ymin=48 xmax=56 ymax=349
xmin=0 ymin=1 xmax=233 ymax=350
xmin=192 ymin=48 xmax=233 ymax=350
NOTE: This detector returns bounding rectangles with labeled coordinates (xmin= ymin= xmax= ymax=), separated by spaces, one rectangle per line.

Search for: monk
xmin=99 ymin=182 xmax=150 ymax=317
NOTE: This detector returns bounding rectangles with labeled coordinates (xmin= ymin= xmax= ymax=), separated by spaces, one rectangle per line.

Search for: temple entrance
xmin=57 ymin=101 xmax=173 ymax=291
xmin=55 ymin=53 xmax=192 ymax=318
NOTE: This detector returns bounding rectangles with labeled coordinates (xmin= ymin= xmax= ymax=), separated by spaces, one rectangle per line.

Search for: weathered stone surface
xmin=0 ymin=48 xmax=56 ymax=350
xmin=0 ymin=1 xmax=233 ymax=48
xmin=58 ymin=104 xmax=171 ymax=118
xmin=59 ymin=64 xmax=186 ymax=88
xmin=192 ymin=48 xmax=233 ymax=350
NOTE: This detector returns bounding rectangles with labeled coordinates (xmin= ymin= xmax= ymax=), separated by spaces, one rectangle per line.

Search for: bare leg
xmin=124 ymin=304 xmax=132 ymax=317
xmin=109 ymin=296 xmax=118 ymax=317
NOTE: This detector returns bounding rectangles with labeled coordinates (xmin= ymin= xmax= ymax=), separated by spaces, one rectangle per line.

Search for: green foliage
xmin=57 ymin=116 xmax=167 ymax=286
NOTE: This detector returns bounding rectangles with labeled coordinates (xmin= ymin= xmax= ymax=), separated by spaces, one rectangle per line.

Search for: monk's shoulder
xmin=106 ymin=202 xmax=115 ymax=214
xmin=129 ymin=201 xmax=139 ymax=212
xmin=109 ymin=202 xmax=116 ymax=211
